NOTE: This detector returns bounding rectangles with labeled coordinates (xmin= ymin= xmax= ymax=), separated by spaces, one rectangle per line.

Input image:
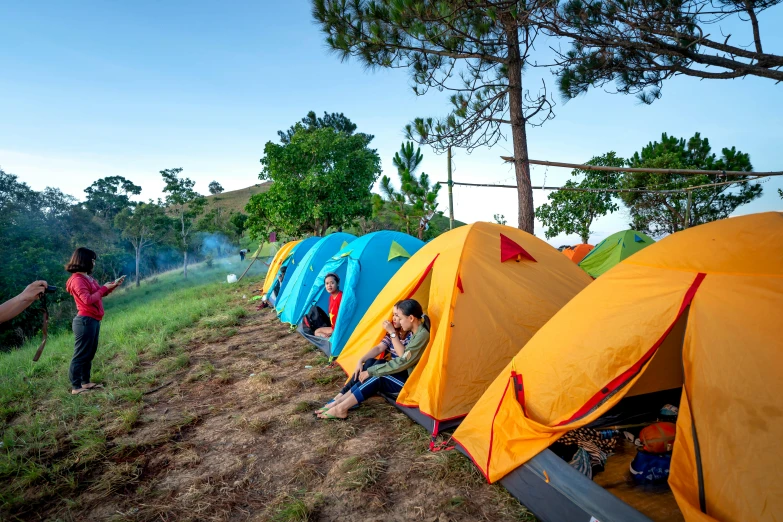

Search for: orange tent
xmin=337 ymin=222 xmax=592 ymax=435
xmin=454 ymin=212 xmax=783 ymax=521
xmin=562 ymin=243 xmax=594 ymax=264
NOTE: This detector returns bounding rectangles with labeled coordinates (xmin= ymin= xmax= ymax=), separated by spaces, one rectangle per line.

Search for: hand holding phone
xmin=114 ymin=275 xmax=126 ymax=284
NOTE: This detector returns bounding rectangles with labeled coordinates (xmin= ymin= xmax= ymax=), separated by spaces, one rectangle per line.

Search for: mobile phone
xmin=114 ymin=276 xmax=126 ymax=284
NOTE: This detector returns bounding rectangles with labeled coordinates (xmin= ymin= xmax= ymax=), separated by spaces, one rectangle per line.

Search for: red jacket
xmin=66 ymin=273 xmax=113 ymax=321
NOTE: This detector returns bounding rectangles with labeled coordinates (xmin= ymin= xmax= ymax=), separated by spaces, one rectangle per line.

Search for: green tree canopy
xmin=313 ymin=0 xmax=556 ymax=234
xmin=537 ymin=152 xmax=625 ymax=243
xmin=541 ymin=0 xmax=783 ymax=104
xmin=84 ymin=176 xmax=142 ymax=221
xmin=246 ymin=125 xmax=382 ymax=238
xmin=622 ymin=133 xmax=761 ymax=235
xmin=161 ymin=168 xmax=207 ymax=277
xmin=208 ymin=181 xmax=224 ymax=195
xmin=277 ymin=110 xmax=359 ymax=144
xmin=115 ymin=202 xmax=170 ymax=287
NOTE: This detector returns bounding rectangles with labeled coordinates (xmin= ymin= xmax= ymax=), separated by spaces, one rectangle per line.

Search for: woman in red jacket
xmin=65 ymin=247 xmax=124 ymax=395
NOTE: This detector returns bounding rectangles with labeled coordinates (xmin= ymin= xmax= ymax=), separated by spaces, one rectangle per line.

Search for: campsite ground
xmin=0 ymin=262 xmax=535 ymax=521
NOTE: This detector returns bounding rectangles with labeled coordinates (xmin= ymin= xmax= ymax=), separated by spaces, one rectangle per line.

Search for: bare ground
xmin=38 ymin=300 xmax=534 ymax=522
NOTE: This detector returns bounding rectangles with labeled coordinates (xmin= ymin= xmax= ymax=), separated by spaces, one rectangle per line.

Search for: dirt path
xmin=67 ymin=301 xmax=534 ymax=521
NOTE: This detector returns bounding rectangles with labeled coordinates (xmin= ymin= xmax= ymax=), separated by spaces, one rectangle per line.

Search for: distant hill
xmin=207 ymin=182 xmax=466 ymax=237
xmin=204 ymin=182 xmax=271 ymax=214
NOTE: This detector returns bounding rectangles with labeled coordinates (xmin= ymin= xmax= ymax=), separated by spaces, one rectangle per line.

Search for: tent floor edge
xmin=499 ymin=449 xmax=653 ymax=522
xmin=381 ymin=394 xmax=462 ymax=436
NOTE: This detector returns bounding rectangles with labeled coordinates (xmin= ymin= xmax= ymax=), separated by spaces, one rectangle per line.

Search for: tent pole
xmin=447 ymin=146 xmax=454 ymax=230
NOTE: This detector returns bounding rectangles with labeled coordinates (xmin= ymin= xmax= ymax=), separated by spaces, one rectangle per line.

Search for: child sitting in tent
xmin=316 ymin=299 xmax=430 ymax=420
xmin=314 ymin=304 xmax=412 ymax=415
xmin=313 ymin=273 xmax=342 ymax=338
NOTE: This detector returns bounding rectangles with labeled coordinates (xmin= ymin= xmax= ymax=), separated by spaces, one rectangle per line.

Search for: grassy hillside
xmin=204 ymin=182 xmax=271 ymax=214
xmin=0 ymin=259 xmax=534 ymax=521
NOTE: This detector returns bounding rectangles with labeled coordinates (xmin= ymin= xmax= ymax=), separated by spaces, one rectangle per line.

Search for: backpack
xmin=302 ymin=305 xmax=331 ymax=335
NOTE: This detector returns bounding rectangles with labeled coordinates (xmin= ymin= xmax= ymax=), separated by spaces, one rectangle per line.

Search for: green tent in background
xmin=578 ymin=230 xmax=656 ymax=278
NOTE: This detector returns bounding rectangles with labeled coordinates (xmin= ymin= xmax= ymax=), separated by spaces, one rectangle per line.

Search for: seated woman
xmin=314 ymin=273 xmax=342 ymax=338
xmin=315 ymin=304 xmax=412 ymax=414
xmin=317 ymin=299 xmax=430 ymax=420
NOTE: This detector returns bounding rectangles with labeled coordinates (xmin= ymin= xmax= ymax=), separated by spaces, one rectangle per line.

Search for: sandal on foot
xmin=71 ymin=388 xmax=93 ymax=395
xmin=81 ymin=383 xmax=104 ymax=390
xmin=317 ymin=413 xmax=347 ymax=421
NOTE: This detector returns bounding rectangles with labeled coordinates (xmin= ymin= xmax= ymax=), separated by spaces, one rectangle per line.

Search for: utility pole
xmin=684 ymin=190 xmax=693 ymax=229
xmin=447 ymin=146 xmax=454 ymax=230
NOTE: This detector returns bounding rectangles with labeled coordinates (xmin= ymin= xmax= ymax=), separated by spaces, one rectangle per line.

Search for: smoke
xmin=199 ymin=232 xmax=236 ymax=258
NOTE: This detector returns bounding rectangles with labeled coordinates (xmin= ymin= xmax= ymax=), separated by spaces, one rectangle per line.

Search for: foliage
xmin=208 ymin=181 xmax=224 ymax=195
xmin=246 ymin=125 xmax=381 ymax=238
xmin=84 ymin=176 xmax=141 ymax=221
xmin=277 ymin=110 xmax=358 ymax=144
xmin=161 ymin=168 xmax=207 ymax=277
xmin=493 ymin=214 xmax=507 ymax=225
xmin=539 ymin=0 xmax=783 ymax=104
xmin=536 ymin=152 xmax=625 ymax=243
xmin=313 ymin=0 xmax=556 ymax=233
xmin=622 ymin=133 xmax=761 ymax=235
xmin=115 ymin=203 xmax=171 ymax=287
xmin=378 ymin=142 xmax=442 ymax=239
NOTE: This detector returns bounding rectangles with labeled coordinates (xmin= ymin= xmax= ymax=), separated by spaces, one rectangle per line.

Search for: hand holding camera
xmin=21 ymin=281 xmax=49 ymax=302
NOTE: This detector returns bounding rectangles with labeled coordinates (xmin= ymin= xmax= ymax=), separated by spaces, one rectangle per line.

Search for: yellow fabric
xmin=387 ymin=240 xmax=411 ymax=262
xmin=261 ymin=240 xmax=301 ymax=294
xmin=337 ymin=222 xmax=591 ymax=422
xmin=453 ymin=212 xmax=783 ymax=522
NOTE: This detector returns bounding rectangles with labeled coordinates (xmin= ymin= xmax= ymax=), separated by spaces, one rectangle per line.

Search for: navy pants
xmin=70 ymin=315 xmax=101 ymax=389
xmin=340 ymin=359 xmax=385 ymax=395
xmin=350 ymin=369 xmax=408 ymax=403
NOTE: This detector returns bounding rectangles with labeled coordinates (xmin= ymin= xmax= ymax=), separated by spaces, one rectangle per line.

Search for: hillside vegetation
xmin=0 ymin=260 xmax=532 ymax=521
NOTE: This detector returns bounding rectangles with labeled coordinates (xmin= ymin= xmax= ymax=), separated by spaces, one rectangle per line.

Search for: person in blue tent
xmin=316 ymin=299 xmax=430 ymax=420
xmin=259 ymin=266 xmax=286 ymax=310
xmin=314 ymin=303 xmax=412 ymax=415
xmin=303 ymin=273 xmax=343 ymax=337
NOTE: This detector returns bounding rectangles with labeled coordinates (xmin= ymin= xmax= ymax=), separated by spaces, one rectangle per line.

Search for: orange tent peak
xmin=500 ymin=233 xmax=536 ymax=263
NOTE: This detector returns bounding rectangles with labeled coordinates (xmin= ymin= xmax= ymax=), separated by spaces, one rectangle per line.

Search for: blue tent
xmin=276 ymin=233 xmax=356 ymax=324
xmin=265 ymin=237 xmax=320 ymax=306
xmin=296 ymin=231 xmax=425 ymax=357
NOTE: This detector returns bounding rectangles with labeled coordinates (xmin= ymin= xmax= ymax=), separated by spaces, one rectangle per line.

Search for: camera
xmin=45 ymin=285 xmax=57 ymax=293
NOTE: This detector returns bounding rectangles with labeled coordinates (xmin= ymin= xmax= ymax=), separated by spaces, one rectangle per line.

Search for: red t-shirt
xmin=328 ymin=291 xmax=343 ymax=326
xmin=66 ymin=273 xmax=114 ymax=321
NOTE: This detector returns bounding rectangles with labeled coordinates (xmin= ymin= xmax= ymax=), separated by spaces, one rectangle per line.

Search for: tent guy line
xmin=499 ymin=157 xmax=783 ymax=177
xmin=439 ymin=175 xmax=767 ymax=195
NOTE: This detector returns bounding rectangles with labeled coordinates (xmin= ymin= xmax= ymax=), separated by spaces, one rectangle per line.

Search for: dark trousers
xmin=350 ymin=369 xmax=408 ymax=403
xmin=340 ymin=358 xmax=386 ymax=394
xmin=70 ymin=316 xmax=101 ymax=389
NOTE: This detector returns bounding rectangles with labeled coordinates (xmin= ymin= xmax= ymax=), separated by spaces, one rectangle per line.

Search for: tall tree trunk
xmin=135 ymin=245 xmax=141 ymax=287
xmin=505 ymin=23 xmax=535 ymax=234
xmin=183 ymin=250 xmax=188 ymax=278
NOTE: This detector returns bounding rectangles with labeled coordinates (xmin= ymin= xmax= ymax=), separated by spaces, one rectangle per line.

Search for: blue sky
xmin=1 ymin=0 xmax=781 ymax=245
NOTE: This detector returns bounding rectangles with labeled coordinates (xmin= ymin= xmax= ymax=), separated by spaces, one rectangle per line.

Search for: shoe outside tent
xmin=276 ymin=233 xmax=356 ymax=324
xmin=261 ymin=239 xmax=301 ymax=295
xmin=294 ymin=231 xmax=425 ymax=358
xmin=562 ymin=243 xmax=594 ymax=264
xmin=578 ymin=230 xmax=655 ymax=278
xmin=336 ymin=222 xmax=592 ymax=436
xmin=264 ymin=237 xmax=320 ymax=306
xmin=453 ymin=212 xmax=783 ymax=522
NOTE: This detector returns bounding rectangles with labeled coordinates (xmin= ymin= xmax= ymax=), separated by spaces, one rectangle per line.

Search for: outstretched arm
xmin=0 ymin=281 xmax=47 ymax=323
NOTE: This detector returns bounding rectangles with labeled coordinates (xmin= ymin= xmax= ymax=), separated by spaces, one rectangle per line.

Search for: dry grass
xmin=337 ymin=455 xmax=386 ymax=491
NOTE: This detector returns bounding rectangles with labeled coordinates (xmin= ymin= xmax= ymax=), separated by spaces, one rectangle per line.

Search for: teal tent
xmin=265 ymin=237 xmax=320 ymax=306
xmin=276 ymin=233 xmax=356 ymax=324
xmin=578 ymin=230 xmax=655 ymax=278
xmin=295 ymin=231 xmax=425 ymax=358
